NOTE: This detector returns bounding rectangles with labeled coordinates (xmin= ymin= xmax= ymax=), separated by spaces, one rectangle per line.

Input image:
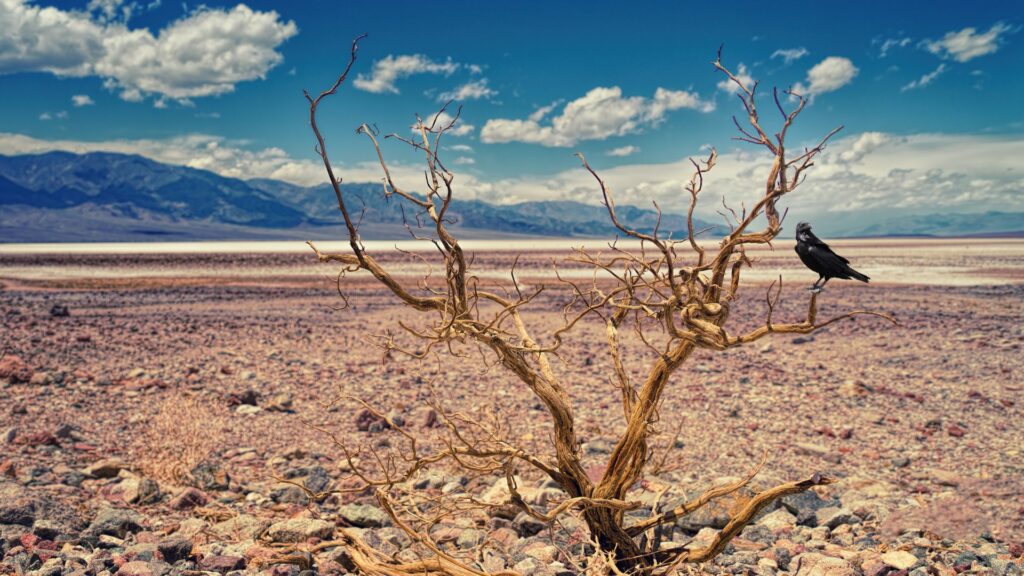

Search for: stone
xmin=759 ymin=509 xmax=797 ymax=530
xmin=85 ymin=507 xmax=142 ymax=540
xmin=267 ymin=518 xmax=334 ymax=543
xmin=930 ymin=469 xmax=962 ymax=487
xmin=456 ymin=529 xmax=485 ymax=549
xmin=521 ymin=542 xmax=559 ymax=563
xmin=513 ymin=511 xmax=547 ymax=537
xmin=264 ymin=393 xmax=294 ymax=412
xmin=815 ymin=507 xmax=860 ymax=529
xmin=115 ymin=561 xmax=153 ymax=576
xmin=83 ymin=458 xmax=128 ymax=479
xmin=198 ymin=555 xmax=245 ymax=571
xmin=793 ymin=553 xmax=858 ymax=575
xmin=168 ymin=487 xmax=208 ymax=510
xmin=512 ymin=556 xmax=544 ymax=576
xmin=0 ymin=355 xmax=33 ymax=383
xmin=156 ymin=535 xmax=192 ymax=563
xmin=49 ymin=304 xmax=70 ymax=317
xmin=338 ymin=504 xmax=389 ymax=528
xmin=210 ymin=515 xmax=270 ymax=540
xmin=0 ymin=483 xmax=35 ymax=525
xmin=29 ymin=371 xmax=52 ymax=386
xmin=190 ymin=461 xmax=230 ymax=491
xmin=881 ymin=550 xmax=919 ymax=570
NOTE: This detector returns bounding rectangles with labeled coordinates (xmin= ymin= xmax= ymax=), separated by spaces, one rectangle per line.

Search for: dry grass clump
xmin=131 ymin=392 xmax=228 ymax=487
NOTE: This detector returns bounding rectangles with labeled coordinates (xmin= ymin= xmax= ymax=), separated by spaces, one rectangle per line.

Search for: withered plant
xmin=131 ymin=392 xmax=228 ymax=487
xmin=297 ymin=36 xmax=895 ymax=575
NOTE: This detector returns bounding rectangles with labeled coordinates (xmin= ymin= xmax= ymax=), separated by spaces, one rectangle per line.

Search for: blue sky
xmin=1 ymin=0 xmax=1022 ymax=228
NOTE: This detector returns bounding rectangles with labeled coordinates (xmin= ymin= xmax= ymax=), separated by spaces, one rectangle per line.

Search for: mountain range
xmin=0 ymin=152 xmax=710 ymax=242
xmin=0 ymin=151 xmax=1020 ymax=242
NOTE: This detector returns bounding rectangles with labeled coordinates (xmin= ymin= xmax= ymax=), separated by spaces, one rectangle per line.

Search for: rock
xmin=355 ymin=409 xmax=387 ymax=432
xmin=168 ymin=487 xmax=208 ymax=510
xmin=156 ymin=535 xmax=193 ymax=563
xmin=85 ymin=507 xmax=142 ymax=540
xmin=815 ymin=507 xmax=860 ymax=529
xmin=513 ymin=511 xmax=546 ymax=537
xmin=0 ymin=483 xmax=35 ymax=525
xmin=267 ymin=518 xmax=334 ymax=543
xmin=881 ymin=550 xmax=919 ymax=570
xmin=839 ymin=381 xmax=869 ymax=397
xmin=210 ymin=515 xmax=269 ymax=540
xmin=456 ymin=529 xmax=485 ymax=549
xmin=115 ymin=561 xmax=154 ymax=576
xmin=930 ymin=469 xmax=962 ymax=487
xmin=2 ymin=427 xmax=16 ymax=444
xmin=235 ymin=404 xmax=262 ymax=415
xmin=264 ymin=393 xmax=294 ymax=412
xmin=522 ymin=542 xmax=559 ymax=563
xmin=0 ymin=355 xmax=33 ymax=383
xmin=49 ymin=304 xmax=70 ymax=317
xmin=190 ymin=461 xmax=230 ymax=491
xmin=83 ymin=458 xmax=128 ymax=479
xmin=270 ymin=485 xmax=307 ymax=504
xmin=339 ymin=503 xmax=389 ymax=528
xmin=134 ymin=478 xmax=162 ymax=505
xmin=513 ymin=556 xmax=544 ymax=576
xmin=793 ymin=553 xmax=858 ymax=575
xmin=775 ymin=547 xmax=793 ymax=570
xmin=759 ymin=508 xmax=797 ymax=530
xmin=29 ymin=371 xmax=52 ymax=386
xmin=385 ymin=409 xmax=405 ymax=427
xmin=199 ymin=555 xmax=245 ymax=571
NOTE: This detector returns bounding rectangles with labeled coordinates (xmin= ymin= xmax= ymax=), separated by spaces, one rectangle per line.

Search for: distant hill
xmin=1 ymin=151 xmax=1018 ymax=242
xmin=840 ymin=211 xmax=1024 ymax=238
xmin=0 ymin=152 xmax=712 ymax=242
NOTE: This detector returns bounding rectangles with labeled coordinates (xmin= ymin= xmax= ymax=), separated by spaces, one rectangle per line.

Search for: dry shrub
xmin=131 ymin=392 xmax=227 ymax=487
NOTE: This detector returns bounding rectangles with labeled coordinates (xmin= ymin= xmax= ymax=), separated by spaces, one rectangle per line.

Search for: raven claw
xmin=807 ymin=286 xmax=824 ymax=294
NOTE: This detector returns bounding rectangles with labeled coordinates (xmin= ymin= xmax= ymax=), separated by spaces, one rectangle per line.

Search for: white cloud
xmin=71 ymin=94 xmax=95 ymax=107
xmin=836 ymin=132 xmax=893 ymax=163
xmin=925 ymin=22 xmax=1013 ymax=62
xmin=38 ymin=110 xmax=68 ymax=121
xmin=480 ymin=86 xmax=713 ymax=147
xmin=792 ymin=57 xmax=858 ymax=99
xmin=877 ymin=37 xmax=911 ymax=58
xmin=448 ymin=144 xmax=473 ymax=152
xmin=771 ymin=47 xmax=808 ymax=64
xmin=0 ymin=0 xmax=297 ymax=103
xmin=353 ymin=54 xmax=458 ymax=94
xmin=453 ymin=156 xmax=475 ymax=165
xmin=606 ymin=145 xmax=639 ymax=157
xmin=716 ymin=63 xmax=754 ymax=93
xmin=438 ymin=78 xmax=496 ymax=102
xmin=901 ymin=63 xmax=947 ymax=92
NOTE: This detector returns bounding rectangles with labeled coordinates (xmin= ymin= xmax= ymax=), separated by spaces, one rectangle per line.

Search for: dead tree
xmin=296 ymin=36 xmax=896 ymax=575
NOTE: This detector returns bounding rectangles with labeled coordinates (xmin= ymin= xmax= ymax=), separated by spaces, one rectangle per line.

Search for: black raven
xmin=794 ymin=222 xmax=869 ymax=292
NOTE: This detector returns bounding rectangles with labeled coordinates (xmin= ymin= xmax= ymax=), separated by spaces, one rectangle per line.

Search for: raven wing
xmin=807 ymin=235 xmax=849 ymax=264
xmin=805 ymin=243 xmax=856 ymax=279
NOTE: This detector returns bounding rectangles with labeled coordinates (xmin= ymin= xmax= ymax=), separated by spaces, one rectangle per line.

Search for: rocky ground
xmin=1 ymin=248 xmax=1022 ymax=575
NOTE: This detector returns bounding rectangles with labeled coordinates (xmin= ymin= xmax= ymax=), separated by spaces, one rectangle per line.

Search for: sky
xmin=1 ymin=0 xmax=1022 ymax=230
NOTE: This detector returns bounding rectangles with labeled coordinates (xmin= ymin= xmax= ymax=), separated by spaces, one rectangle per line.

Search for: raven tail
xmin=849 ymin=269 xmax=870 ymax=283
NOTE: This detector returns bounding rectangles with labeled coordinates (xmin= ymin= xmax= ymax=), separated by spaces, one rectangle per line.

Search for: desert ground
xmin=1 ymin=238 xmax=1022 ymax=575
